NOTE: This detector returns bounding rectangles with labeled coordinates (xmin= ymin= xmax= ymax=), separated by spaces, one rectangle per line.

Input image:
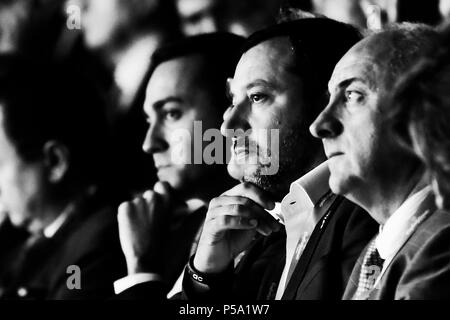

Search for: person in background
xmin=175 ymin=0 xmax=283 ymax=36
xmin=72 ymin=0 xmax=182 ymax=194
xmin=0 ymin=56 xmax=126 ymax=299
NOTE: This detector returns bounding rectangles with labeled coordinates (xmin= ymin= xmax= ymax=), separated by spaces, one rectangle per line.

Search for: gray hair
xmin=371 ymin=22 xmax=439 ymax=84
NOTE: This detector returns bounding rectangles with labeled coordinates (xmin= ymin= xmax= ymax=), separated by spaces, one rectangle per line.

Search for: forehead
xmin=145 ymin=56 xmax=203 ymax=105
xmin=231 ymin=37 xmax=296 ymax=88
xmin=329 ymin=37 xmax=389 ymax=91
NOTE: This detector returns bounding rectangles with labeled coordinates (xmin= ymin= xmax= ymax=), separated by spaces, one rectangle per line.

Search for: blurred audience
xmin=440 ymin=0 xmax=450 ymax=19
xmin=0 ymin=0 xmax=31 ymax=53
xmin=289 ymin=0 xmax=442 ymax=29
xmin=66 ymin=0 xmax=182 ymax=194
xmin=0 ymin=57 xmax=125 ymax=299
xmin=175 ymin=0 xmax=283 ymax=36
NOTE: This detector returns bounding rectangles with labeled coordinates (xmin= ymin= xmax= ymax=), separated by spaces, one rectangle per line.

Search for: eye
xmin=344 ymin=90 xmax=364 ymax=104
xmin=164 ymin=109 xmax=182 ymax=121
xmin=249 ymin=93 xmax=268 ymax=104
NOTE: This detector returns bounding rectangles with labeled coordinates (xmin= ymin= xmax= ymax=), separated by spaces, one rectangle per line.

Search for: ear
xmin=42 ymin=141 xmax=70 ymax=184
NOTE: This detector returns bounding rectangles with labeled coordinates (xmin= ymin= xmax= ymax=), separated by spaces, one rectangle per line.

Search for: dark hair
xmin=0 ymin=55 xmax=111 ymax=187
xmin=389 ymin=23 xmax=450 ymax=181
xmin=242 ymin=18 xmax=362 ymax=126
xmin=147 ymin=32 xmax=245 ymax=109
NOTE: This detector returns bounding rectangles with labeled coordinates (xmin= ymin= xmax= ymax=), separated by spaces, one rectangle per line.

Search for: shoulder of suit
xmin=400 ymin=208 xmax=450 ymax=256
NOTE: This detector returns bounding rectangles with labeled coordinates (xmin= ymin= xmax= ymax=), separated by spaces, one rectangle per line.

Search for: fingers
xmin=209 ymin=195 xmax=281 ymax=233
xmin=208 ymin=207 xmax=259 ymax=230
xmin=207 ymin=199 xmax=281 ymax=236
xmin=153 ymin=181 xmax=172 ymax=203
xmin=222 ymin=182 xmax=276 ymax=210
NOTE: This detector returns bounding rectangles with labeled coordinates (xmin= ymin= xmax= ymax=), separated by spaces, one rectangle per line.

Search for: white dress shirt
xmin=374 ymin=185 xmax=433 ymax=286
xmin=114 ymin=199 xmax=206 ymax=298
xmin=273 ymin=161 xmax=332 ymax=299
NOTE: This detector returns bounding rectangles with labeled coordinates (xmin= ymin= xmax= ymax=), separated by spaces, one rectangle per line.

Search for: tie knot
xmin=364 ymin=240 xmax=384 ymax=269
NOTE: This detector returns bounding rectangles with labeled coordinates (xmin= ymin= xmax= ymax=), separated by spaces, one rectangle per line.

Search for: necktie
xmin=353 ymin=239 xmax=385 ymax=300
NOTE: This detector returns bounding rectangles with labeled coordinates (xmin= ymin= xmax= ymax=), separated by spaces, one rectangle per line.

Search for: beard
xmin=241 ymin=123 xmax=316 ymax=200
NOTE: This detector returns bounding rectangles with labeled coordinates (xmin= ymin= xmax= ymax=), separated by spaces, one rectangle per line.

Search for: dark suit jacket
xmin=0 ymin=219 xmax=29 ymax=281
xmin=183 ymin=195 xmax=378 ymax=300
xmin=343 ymin=194 xmax=450 ymax=300
xmin=0 ymin=190 xmax=126 ymax=300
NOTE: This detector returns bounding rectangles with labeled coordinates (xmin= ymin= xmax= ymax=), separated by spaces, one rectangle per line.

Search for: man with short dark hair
xmin=183 ymin=18 xmax=378 ymax=301
xmin=114 ymin=33 xmax=244 ymax=299
xmin=0 ymin=56 xmax=125 ymax=299
xmin=310 ymin=23 xmax=450 ymax=299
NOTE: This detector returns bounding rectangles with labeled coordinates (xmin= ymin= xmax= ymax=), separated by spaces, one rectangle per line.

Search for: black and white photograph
xmin=0 ymin=0 xmax=449 ymax=316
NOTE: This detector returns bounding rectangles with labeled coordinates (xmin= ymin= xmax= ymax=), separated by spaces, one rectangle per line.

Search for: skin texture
xmin=224 ymin=37 xmax=308 ymax=200
xmin=310 ymin=35 xmax=422 ymax=224
xmin=194 ymin=38 xmax=313 ymax=273
xmin=117 ymin=55 xmax=230 ymax=275
xmin=143 ymin=55 xmax=225 ymax=199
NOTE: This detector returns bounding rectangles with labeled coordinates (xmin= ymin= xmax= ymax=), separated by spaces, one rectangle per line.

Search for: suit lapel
xmin=369 ymin=194 xmax=436 ymax=297
xmin=342 ymin=240 xmax=372 ymax=299
xmin=282 ymin=196 xmax=343 ymax=300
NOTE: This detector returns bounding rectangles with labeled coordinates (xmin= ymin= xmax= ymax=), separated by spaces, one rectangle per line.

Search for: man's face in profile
xmin=0 ymin=107 xmax=48 ymax=233
xmin=223 ymin=37 xmax=308 ymax=198
xmin=310 ymin=35 xmax=411 ymax=199
xmin=142 ymin=55 xmax=223 ymax=196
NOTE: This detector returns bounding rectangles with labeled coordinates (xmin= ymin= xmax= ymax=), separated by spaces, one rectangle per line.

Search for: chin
xmin=328 ymin=174 xmax=347 ymax=196
xmin=227 ymin=162 xmax=245 ymax=182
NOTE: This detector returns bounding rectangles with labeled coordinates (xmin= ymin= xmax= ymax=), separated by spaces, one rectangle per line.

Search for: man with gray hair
xmin=310 ymin=23 xmax=450 ymax=299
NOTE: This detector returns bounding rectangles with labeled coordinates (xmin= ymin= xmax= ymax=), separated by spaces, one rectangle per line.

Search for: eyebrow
xmin=331 ymin=77 xmax=368 ymax=94
xmin=226 ymin=78 xmax=279 ymax=98
xmin=247 ymin=79 xmax=278 ymax=91
xmin=143 ymin=96 xmax=184 ymax=119
xmin=152 ymin=97 xmax=183 ymax=110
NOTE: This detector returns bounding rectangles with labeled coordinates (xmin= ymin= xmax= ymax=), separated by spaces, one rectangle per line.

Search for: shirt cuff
xmin=114 ymin=273 xmax=163 ymax=294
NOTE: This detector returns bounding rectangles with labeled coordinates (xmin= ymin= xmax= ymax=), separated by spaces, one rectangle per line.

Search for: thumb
xmin=153 ymin=181 xmax=173 ymax=205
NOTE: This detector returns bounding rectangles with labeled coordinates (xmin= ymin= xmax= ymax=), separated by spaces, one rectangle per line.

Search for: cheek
xmin=0 ymin=166 xmax=37 ymax=216
xmin=165 ymin=118 xmax=197 ymax=159
xmin=345 ymin=113 xmax=378 ymax=167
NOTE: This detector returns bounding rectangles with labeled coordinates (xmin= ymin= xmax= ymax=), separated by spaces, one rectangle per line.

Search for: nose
xmin=309 ymin=103 xmax=343 ymax=139
xmin=142 ymin=122 xmax=168 ymax=154
xmin=220 ymin=101 xmax=251 ymax=137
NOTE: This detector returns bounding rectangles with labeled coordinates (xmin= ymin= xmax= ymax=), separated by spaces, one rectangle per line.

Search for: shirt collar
xmin=43 ymin=185 xmax=98 ymax=239
xmin=43 ymin=209 xmax=71 ymax=238
xmin=376 ymin=185 xmax=433 ymax=260
xmin=270 ymin=161 xmax=330 ymax=224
